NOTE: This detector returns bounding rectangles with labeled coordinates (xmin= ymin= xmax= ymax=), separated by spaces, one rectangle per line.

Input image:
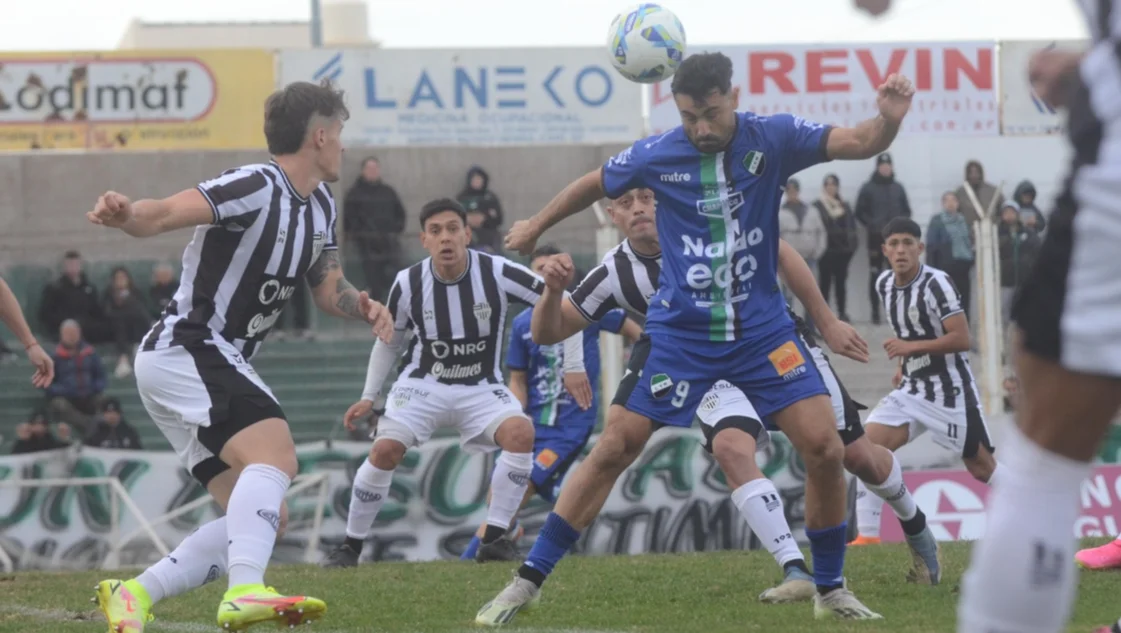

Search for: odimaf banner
xmin=0 ymin=50 xmax=275 ymax=150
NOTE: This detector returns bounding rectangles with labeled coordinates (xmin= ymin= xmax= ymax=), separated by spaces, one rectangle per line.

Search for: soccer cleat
xmin=813 ymin=585 xmax=884 ymax=620
xmin=904 ymin=526 xmax=943 ymax=585
xmin=849 ymin=534 xmax=881 ymax=546
xmin=474 ymin=574 xmax=541 ymax=626
xmin=321 ymin=543 xmax=360 ymax=569
xmin=93 ymin=579 xmax=153 ymax=633
xmin=1076 ymin=540 xmax=1121 ymax=570
xmin=758 ymin=567 xmax=816 ymax=603
xmin=475 ymin=537 xmax=521 ymax=563
xmin=216 ymin=584 xmax=326 ymax=632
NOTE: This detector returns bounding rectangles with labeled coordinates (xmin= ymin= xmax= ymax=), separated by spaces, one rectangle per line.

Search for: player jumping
xmin=850 ymin=218 xmax=1000 ymax=545
xmin=321 ymin=199 xmax=588 ymax=567
xmin=460 ymin=245 xmax=643 ymax=561
xmin=476 ymin=51 xmax=916 ymax=624
xmin=87 ymin=80 xmax=392 ymax=632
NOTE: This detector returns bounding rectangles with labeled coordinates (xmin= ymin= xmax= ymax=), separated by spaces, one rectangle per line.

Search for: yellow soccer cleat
xmin=216 ymin=584 xmax=326 ymax=631
xmin=93 ymin=579 xmax=153 ymax=633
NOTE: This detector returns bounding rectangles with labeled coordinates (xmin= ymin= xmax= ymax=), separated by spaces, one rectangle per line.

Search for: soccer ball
xmin=606 ymin=4 xmax=687 ymax=84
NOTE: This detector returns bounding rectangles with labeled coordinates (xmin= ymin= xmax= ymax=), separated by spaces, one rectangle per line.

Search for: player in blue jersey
xmin=477 ymin=52 xmax=914 ymax=625
xmin=461 ymin=245 xmax=642 ymax=561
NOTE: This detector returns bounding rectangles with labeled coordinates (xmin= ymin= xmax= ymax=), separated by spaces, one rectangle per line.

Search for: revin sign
xmin=648 ymin=43 xmax=997 ymax=137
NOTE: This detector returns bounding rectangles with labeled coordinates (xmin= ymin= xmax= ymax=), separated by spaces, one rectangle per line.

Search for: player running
xmin=86 ymin=81 xmax=391 ymax=633
xmin=476 ymin=51 xmax=916 ymax=624
xmin=321 ymin=199 xmax=588 ymax=568
xmin=850 ymin=218 xmax=1000 ymax=545
xmin=956 ymin=14 xmax=1121 ymax=633
xmin=461 ymin=245 xmax=643 ymax=561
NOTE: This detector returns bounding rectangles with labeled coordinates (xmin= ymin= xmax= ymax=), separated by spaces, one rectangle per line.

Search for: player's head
xmin=529 ymin=244 xmax=562 ymax=276
xmin=670 ymin=52 xmax=738 ymax=154
xmin=419 ymin=198 xmax=471 ymax=268
xmin=606 ymin=187 xmax=657 ymax=243
xmin=881 ymin=217 xmax=924 ymax=277
xmin=264 ymin=80 xmax=350 ymax=182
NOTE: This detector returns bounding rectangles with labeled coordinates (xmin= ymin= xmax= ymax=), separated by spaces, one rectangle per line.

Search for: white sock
xmin=486 ymin=451 xmax=532 ymax=536
xmin=854 ymin=479 xmax=883 ymax=538
xmin=226 ymin=464 xmax=289 ymax=589
xmin=345 ymin=458 xmax=393 ymax=540
xmin=958 ymin=423 xmax=1089 ymax=633
xmin=732 ymin=478 xmax=804 ymax=567
xmin=136 ymin=517 xmax=228 ymax=604
xmin=862 ymin=453 xmax=918 ymax=522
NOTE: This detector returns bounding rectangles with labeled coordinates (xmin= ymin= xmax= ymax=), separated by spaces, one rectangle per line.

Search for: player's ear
xmin=729 ymin=85 xmax=741 ymax=111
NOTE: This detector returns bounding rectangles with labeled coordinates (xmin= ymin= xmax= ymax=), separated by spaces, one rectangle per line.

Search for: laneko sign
xmin=0 ymin=50 xmax=275 ymax=150
xmin=648 ymin=43 xmax=998 ymax=137
xmin=878 ymin=464 xmax=1121 ymax=542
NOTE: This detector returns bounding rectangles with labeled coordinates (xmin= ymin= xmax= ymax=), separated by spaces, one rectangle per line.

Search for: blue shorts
xmin=615 ymin=327 xmax=829 ymax=428
xmin=530 ymin=425 xmax=593 ymax=503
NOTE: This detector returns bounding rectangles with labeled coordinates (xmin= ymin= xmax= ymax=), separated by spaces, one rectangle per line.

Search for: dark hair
xmin=965 ymin=160 xmax=984 ymax=179
xmin=419 ymin=198 xmax=467 ymax=229
xmin=263 ymin=80 xmax=349 ymax=156
xmin=63 ymin=250 xmax=81 ymax=260
xmin=882 ymin=217 xmax=922 ymax=240
xmin=362 ymin=156 xmax=379 ymax=167
xmin=530 ymin=244 xmax=562 ymax=265
xmin=671 ymin=52 xmax=733 ymax=102
xmin=823 ymin=173 xmax=839 ymax=186
xmin=786 ymin=178 xmax=800 ymax=191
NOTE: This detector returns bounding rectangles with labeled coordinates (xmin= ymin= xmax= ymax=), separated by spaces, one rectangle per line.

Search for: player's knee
xmin=842 ymin=438 xmax=888 ymax=482
xmin=711 ymin=429 xmax=763 ymax=486
xmin=586 ymin=427 xmax=641 ymax=475
xmin=802 ymin=429 xmax=845 ymax=471
xmin=494 ymin=416 xmax=534 ymax=453
xmin=369 ymin=438 xmax=407 ymax=470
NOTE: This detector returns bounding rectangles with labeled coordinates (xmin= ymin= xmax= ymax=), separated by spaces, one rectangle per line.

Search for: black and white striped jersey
xmin=141 ymin=161 xmax=337 ymax=361
xmin=876 ymin=265 xmax=978 ymax=409
xmin=571 ymin=239 xmax=817 ymax=343
xmin=384 ymin=250 xmax=545 ymax=386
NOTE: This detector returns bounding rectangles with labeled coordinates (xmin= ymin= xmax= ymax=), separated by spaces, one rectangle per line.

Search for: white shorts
xmin=866 ymin=389 xmax=994 ymax=458
xmin=374 ymin=378 xmax=527 ymax=453
xmin=134 ymin=340 xmax=280 ymax=481
xmin=695 ymin=380 xmax=770 ymax=451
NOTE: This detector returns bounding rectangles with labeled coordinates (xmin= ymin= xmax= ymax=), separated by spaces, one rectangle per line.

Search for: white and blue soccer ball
xmin=606 ymin=4 xmax=687 ymax=84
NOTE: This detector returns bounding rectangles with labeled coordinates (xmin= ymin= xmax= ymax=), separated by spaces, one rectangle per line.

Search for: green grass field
xmin=1 ymin=541 xmax=1117 ymax=633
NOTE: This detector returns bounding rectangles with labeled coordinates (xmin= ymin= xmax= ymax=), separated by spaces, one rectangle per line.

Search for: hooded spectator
xmin=11 ymin=409 xmax=70 ymax=454
xmin=457 ymin=166 xmax=504 ymax=254
xmin=855 ymin=153 xmax=911 ymax=324
xmin=84 ymin=397 xmax=142 ymax=450
xmin=998 ymin=201 xmax=1043 ymax=328
xmin=1013 ymin=180 xmax=1047 ymax=232
xmin=955 ymin=160 xmax=1005 ymax=225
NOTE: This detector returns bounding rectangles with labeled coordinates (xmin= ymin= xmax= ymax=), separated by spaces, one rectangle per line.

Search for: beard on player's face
xmin=676 ymin=89 xmax=738 ymax=153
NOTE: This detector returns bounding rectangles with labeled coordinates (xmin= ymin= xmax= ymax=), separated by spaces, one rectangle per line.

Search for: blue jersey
xmin=601 ymin=111 xmax=832 ymax=342
xmin=505 ymin=307 xmax=627 ymax=429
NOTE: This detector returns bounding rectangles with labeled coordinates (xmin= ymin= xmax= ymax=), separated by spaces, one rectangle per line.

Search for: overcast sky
xmin=1 ymin=0 xmax=1091 ymax=51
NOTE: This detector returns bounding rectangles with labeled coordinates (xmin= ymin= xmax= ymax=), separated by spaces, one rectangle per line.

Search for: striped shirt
xmin=385 ymin=250 xmax=545 ymax=386
xmin=142 ymin=161 xmax=336 ymax=361
xmin=876 ymin=265 xmax=978 ymax=409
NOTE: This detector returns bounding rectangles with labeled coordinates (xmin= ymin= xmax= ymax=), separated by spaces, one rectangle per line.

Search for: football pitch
xmin=2 ymin=541 xmax=1116 ymax=633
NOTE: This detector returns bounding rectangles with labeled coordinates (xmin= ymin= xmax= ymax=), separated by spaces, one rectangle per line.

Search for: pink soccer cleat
xmin=1076 ymin=540 xmax=1121 ymax=570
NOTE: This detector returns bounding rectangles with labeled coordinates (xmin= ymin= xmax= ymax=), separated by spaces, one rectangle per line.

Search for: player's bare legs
xmin=851 ymin=423 xmax=909 ymax=543
xmin=958 ymin=340 xmax=1121 ymax=633
xmin=771 ymin=394 xmax=882 ymax=620
xmin=476 ymin=406 xmax=653 ymax=626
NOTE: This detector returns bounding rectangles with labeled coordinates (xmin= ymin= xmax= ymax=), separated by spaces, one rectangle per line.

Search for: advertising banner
xmin=879 ymin=465 xmax=1121 ymax=542
xmin=0 ymin=50 xmax=275 ymax=150
xmin=278 ymin=48 xmax=644 ymax=147
xmin=0 ymin=429 xmax=812 ymax=570
xmin=647 ymin=42 xmax=998 ymax=137
xmin=999 ymin=39 xmax=1090 ymax=136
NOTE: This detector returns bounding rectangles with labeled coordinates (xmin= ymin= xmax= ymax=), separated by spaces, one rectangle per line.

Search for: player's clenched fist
xmin=88 ymin=191 xmax=133 ymax=228
xmin=540 ymin=254 xmax=575 ymax=291
xmin=504 ymin=219 xmax=541 ymax=256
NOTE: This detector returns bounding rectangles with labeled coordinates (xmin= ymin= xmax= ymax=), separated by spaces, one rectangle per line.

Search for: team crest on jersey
xmin=699 ymin=391 xmax=719 ymax=413
xmin=908 ymin=304 xmax=920 ymax=323
xmin=473 ymin=302 xmax=492 ymax=321
xmin=743 ymin=151 xmax=766 ymax=176
xmin=650 ymin=373 xmax=673 ymax=399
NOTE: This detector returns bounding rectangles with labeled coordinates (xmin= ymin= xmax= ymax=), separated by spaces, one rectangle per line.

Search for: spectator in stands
xmin=343 ymin=157 xmax=406 ymax=302
xmin=38 ymin=250 xmax=108 ymax=342
xmin=457 ymin=166 xmax=504 ymax=254
xmin=998 ymin=201 xmax=1043 ymax=329
xmin=83 ymin=397 xmax=141 ymax=450
xmin=813 ymin=173 xmax=859 ymax=322
xmin=778 ymin=178 xmax=827 ymax=309
xmin=1013 ymin=180 xmax=1047 ymax=233
xmin=45 ymin=319 xmax=107 ymax=433
xmin=148 ymin=262 xmax=178 ymax=316
xmin=955 ymin=160 xmax=1005 ymax=225
xmin=11 ymin=409 xmax=70 ymax=454
xmin=925 ymin=191 xmax=976 ymax=319
xmin=855 ymin=152 xmax=911 ymax=324
xmin=102 ymin=267 xmax=153 ymax=378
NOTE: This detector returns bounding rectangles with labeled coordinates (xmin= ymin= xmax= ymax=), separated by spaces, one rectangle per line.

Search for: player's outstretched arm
xmin=506 ymin=170 xmax=605 ymax=255
xmin=305 ymin=251 xmax=393 ymax=340
xmin=777 ymin=239 xmax=869 ymax=362
xmin=825 ymin=74 xmax=914 ymax=160
xmin=0 ymin=275 xmax=53 ymax=388
xmin=88 ymin=189 xmax=215 ymax=238
xmin=530 ymin=255 xmax=587 ymax=345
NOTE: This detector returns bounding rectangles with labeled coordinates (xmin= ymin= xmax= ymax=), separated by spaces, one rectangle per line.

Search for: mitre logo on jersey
xmin=743 ymin=150 xmax=766 ymax=176
xmin=473 ymin=302 xmax=492 ymax=321
xmin=660 ymin=171 xmax=691 ymax=183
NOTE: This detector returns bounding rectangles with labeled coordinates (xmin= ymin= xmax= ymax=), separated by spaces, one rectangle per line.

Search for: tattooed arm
xmin=305 ymin=251 xmax=368 ymax=321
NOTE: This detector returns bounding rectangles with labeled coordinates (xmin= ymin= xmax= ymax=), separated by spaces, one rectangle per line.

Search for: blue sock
xmin=461 ymin=535 xmax=481 ymax=560
xmin=805 ymin=522 xmax=847 ymax=591
xmin=517 ymin=512 xmax=580 ymax=585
